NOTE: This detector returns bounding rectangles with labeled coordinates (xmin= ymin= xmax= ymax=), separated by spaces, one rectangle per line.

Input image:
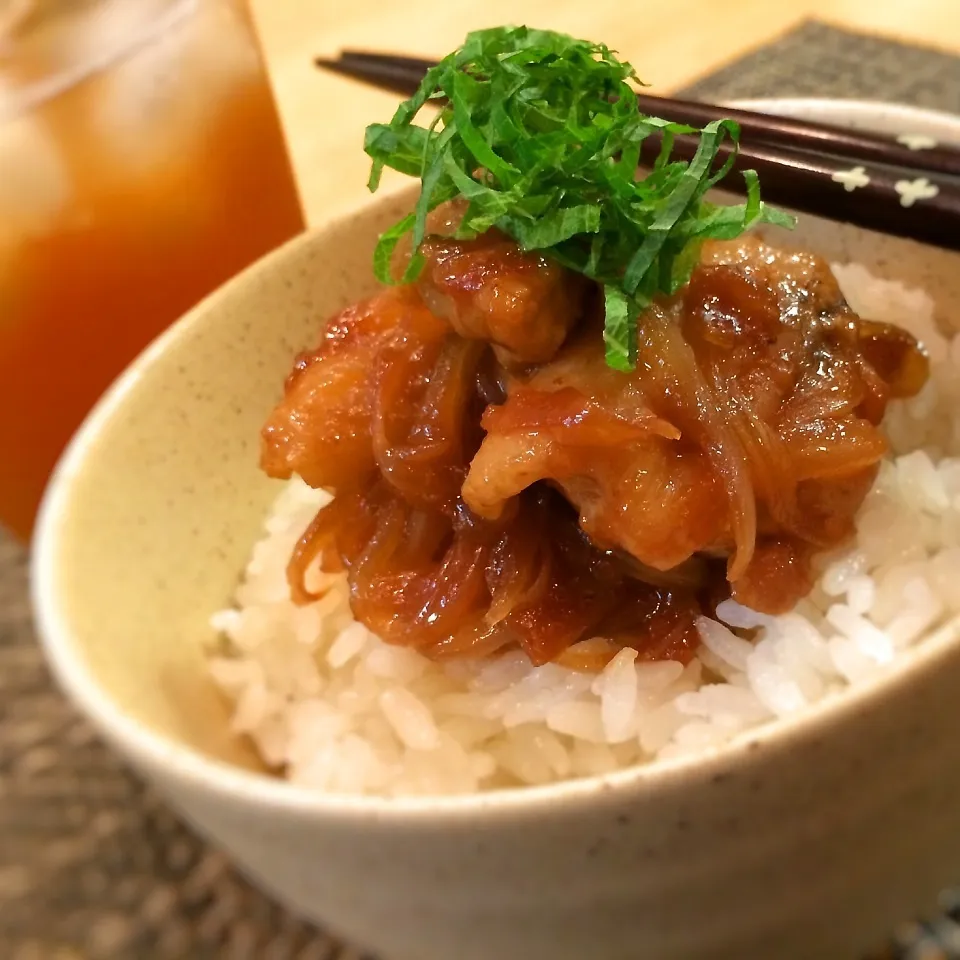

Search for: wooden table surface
xmin=248 ymin=0 xmax=960 ymax=228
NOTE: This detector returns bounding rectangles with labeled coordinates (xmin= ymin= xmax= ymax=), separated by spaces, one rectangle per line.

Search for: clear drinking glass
xmin=0 ymin=0 xmax=305 ymax=540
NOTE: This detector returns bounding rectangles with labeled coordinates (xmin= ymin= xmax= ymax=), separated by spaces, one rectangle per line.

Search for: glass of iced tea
xmin=0 ymin=0 xmax=305 ymax=540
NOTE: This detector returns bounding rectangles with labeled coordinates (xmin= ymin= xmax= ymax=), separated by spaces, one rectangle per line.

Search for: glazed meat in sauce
xmin=261 ymin=220 xmax=926 ymax=669
xmin=417 ymin=230 xmax=586 ymax=364
xmin=464 ymin=238 xmax=927 ymax=613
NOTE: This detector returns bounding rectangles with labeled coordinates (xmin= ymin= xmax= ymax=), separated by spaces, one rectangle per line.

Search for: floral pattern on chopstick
xmin=894 ymin=177 xmax=941 ymax=207
xmin=831 ymin=166 xmax=871 ymax=191
xmin=897 ymin=133 xmax=939 ymax=151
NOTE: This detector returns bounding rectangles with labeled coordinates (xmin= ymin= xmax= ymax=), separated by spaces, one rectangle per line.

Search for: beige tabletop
xmin=248 ymin=0 xmax=960 ymax=229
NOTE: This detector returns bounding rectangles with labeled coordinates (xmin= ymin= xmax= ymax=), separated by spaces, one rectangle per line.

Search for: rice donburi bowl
xmin=30 ymin=28 xmax=960 ymax=960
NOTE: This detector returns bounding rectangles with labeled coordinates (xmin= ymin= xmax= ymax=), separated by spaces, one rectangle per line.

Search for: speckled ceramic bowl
xmin=31 ymin=102 xmax=960 ymax=960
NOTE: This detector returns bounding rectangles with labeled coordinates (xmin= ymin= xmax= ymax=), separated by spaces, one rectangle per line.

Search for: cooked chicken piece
xmin=260 ymin=286 xmax=449 ymax=494
xmin=417 ymin=206 xmax=586 ymax=364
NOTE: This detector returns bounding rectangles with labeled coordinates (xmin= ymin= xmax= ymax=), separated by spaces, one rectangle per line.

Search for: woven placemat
xmin=676 ymin=19 xmax=960 ymax=109
xmin=3 ymin=20 xmax=960 ymax=960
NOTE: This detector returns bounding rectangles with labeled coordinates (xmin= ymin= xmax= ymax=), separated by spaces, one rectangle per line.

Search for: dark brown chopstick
xmin=315 ymin=50 xmax=960 ymax=252
xmin=324 ymin=50 xmax=960 ymax=177
xmin=642 ymin=134 xmax=960 ymax=250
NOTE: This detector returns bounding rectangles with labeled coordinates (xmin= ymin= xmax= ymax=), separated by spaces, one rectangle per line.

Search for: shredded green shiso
xmin=364 ymin=25 xmax=794 ymax=371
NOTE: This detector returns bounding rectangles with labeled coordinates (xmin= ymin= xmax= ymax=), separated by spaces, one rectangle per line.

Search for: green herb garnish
xmin=364 ymin=25 xmax=794 ymax=371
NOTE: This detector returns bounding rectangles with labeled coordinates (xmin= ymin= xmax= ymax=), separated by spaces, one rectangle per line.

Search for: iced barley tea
xmin=0 ymin=0 xmax=304 ymax=539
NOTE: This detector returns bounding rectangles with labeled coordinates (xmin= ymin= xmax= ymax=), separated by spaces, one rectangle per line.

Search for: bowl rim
xmin=30 ymin=97 xmax=960 ymax=823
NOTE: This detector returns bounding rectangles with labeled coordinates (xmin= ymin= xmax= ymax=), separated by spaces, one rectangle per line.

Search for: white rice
xmin=208 ymin=266 xmax=960 ymax=796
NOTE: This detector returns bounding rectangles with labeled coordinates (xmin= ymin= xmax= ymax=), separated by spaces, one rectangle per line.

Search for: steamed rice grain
xmin=207 ymin=266 xmax=960 ymax=796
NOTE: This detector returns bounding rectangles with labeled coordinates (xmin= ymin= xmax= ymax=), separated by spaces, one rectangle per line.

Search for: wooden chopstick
xmin=642 ymin=133 xmax=960 ymax=250
xmin=315 ymin=50 xmax=960 ymax=252
xmin=327 ymin=50 xmax=960 ymax=177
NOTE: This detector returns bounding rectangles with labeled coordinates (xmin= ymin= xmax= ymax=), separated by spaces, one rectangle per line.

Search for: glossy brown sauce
xmin=261 ymin=224 xmax=927 ymax=668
